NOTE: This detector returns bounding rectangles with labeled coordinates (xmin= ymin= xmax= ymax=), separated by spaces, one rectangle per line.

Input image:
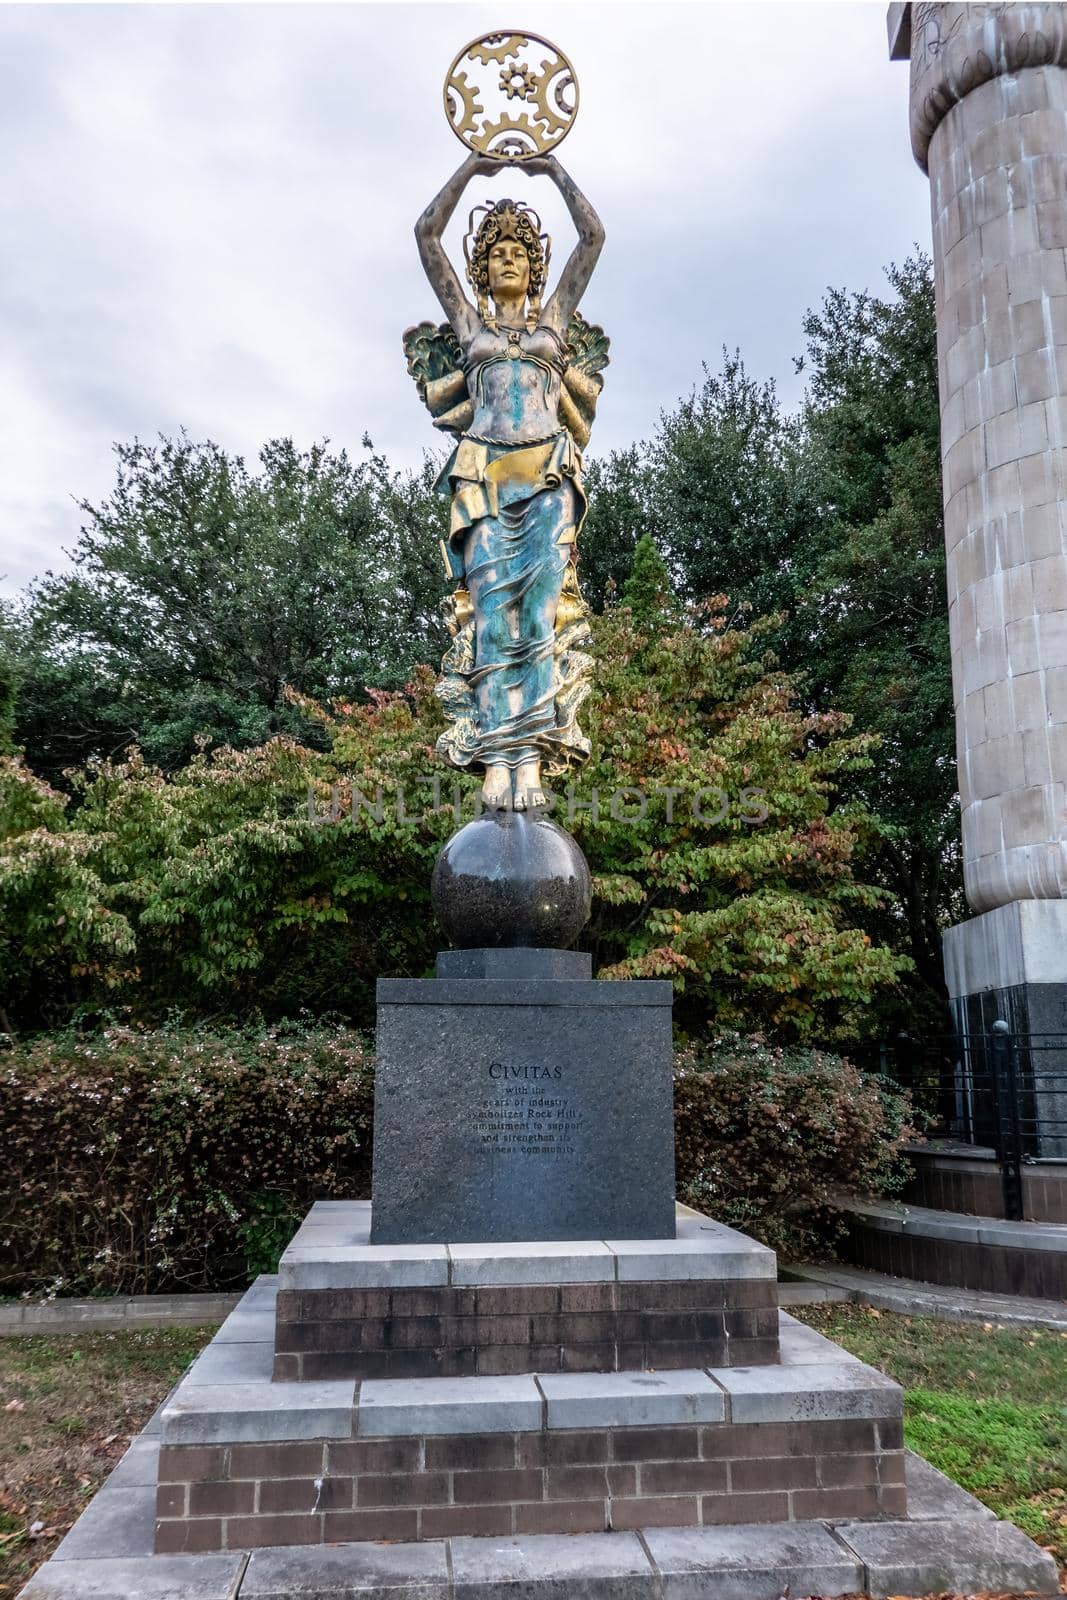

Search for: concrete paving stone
xmin=17 ymin=1555 xmax=246 ymax=1599
xmin=104 ymin=1437 xmax=161 ymax=1491
xmin=241 ymin=1540 xmax=448 ymax=1596
xmin=280 ymin=1245 xmax=449 ymax=1291
xmin=306 ymin=1200 xmax=372 ymax=1215
xmin=775 ymin=1283 xmax=849 ymax=1307
xmin=142 ymin=1397 xmax=171 ymax=1437
xmin=976 ymin=1220 xmax=1067 ymax=1250
xmin=183 ymin=1339 xmax=274 ymax=1386
xmin=450 ymin=1530 xmax=653 ymax=1599
xmin=708 ymin=1362 xmax=901 ymax=1424
xmin=644 ymin=1522 xmax=863 ymax=1600
xmin=211 ymin=1310 xmax=277 ymax=1345
xmin=358 ymin=1375 xmax=542 ymax=1437
xmin=903 ymin=1451 xmax=995 ymax=1520
xmin=790 ymin=1263 xmax=1067 ymax=1330
xmin=162 ymin=1382 xmax=355 ymax=1444
xmin=835 ymin=1517 xmax=1060 ymax=1597
xmin=775 ymin=1314 xmax=844 ymax=1365
xmin=607 ymin=1237 xmax=775 ymax=1282
xmin=842 ymin=1200 xmax=904 ymax=1232
xmin=447 ymin=1242 xmax=615 ymax=1285
xmin=52 ymin=1485 xmax=156 ymax=1561
xmin=538 ymin=1370 xmax=726 ymax=1430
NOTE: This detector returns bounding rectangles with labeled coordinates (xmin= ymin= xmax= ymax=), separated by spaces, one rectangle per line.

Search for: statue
xmin=403 ymin=32 xmax=608 ymax=814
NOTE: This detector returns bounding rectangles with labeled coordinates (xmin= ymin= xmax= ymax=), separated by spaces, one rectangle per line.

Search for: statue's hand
xmin=516 ymin=153 xmax=561 ymax=178
xmin=463 ymin=152 xmax=500 ymax=178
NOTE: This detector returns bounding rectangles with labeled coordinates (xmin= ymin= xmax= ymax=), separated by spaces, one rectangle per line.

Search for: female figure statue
xmin=404 ymin=151 xmax=608 ymax=812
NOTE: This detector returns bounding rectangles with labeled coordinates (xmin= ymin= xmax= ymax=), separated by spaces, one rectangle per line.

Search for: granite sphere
xmin=431 ymin=810 xmax=591 ymax=949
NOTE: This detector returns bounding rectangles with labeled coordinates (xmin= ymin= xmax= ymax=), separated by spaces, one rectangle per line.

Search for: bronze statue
xmin=404 ymin=64 xmax=608 ymax=812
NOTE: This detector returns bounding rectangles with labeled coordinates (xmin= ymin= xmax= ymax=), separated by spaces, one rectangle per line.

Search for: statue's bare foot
xmin=514 ymin=786 xmax=548 ymax=811
xmin=482 ymin=765 xmax=512 ymax=810
xmin=513 ymin=759 xmax=546 ymax=812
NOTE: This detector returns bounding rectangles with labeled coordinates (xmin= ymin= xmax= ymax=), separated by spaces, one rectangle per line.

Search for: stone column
xmin=889 ymin=3 xmax=1067 ymax=1154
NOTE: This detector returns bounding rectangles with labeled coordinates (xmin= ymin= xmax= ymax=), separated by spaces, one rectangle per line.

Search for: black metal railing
xmin=857 ymin=1024 xmax=1067 ymax=1221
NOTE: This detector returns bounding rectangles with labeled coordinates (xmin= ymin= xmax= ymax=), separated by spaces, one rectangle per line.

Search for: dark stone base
xmin=843 ymin=1213 xmax=1067 ymax=1299
xmin=370 ymin=966 xmax=677 ymax=1244
xmin=272 ymin=1278 xmax=781 ymax=1381
xmin=903 ymin=1142 xmax=1067 ymax=1223
xmin=943 ymin=903 xmax=1067 ymax=1159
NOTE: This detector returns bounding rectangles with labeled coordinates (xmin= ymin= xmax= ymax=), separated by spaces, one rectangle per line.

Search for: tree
xmin=796 ymin=254 xmax=958 ymax=1024
xmin=15 ymin=435 xmax=450 ymax=781
xmin=0 ymin=577 xmax=908 ymax=1041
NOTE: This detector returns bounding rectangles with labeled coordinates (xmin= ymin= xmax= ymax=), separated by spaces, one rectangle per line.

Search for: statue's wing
xmin=561 ymin=312 xmax=611 ymax=450
xmin=402 ymin=321 xmax=474 ymax=436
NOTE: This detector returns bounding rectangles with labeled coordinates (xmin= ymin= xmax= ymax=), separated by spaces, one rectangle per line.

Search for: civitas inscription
xmin=472 ymin=1061 xmax=585 ymax=1158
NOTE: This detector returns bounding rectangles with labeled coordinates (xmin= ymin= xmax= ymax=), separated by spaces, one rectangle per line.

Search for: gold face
xmin=488 ymin=239 xmax=531 ymax=300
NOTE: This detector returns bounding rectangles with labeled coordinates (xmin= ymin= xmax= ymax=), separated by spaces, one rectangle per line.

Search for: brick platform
xmin=153 ymin=1248 xmax=907 ymax=1554
xmin=156 ymin=1414 xmax=906 ymax=1551
xmin=273 ymin=1202 xmax=780 ymax=1380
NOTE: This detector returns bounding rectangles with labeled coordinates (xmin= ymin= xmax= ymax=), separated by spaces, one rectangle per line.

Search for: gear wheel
xmin=500 ymin=63 xmax=538 ymax=101
xmin=468 ymin=33 xmax=527 ymax=66
xmin=530 ymin=61 xmax=575 ymax=137
xmin=471 ymin=109 xmax=539 ymax=159
xmin=446 ymin=70 xmax=485 ymax=138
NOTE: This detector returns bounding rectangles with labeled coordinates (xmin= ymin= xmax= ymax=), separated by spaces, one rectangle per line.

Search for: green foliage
xmin=14 ymin=435 xmax=449 ymax=782
xmin=673 ymin=1034 xmax=914 ymax=1257
xmin=0 ymin=1022 xmax=374 ymax=1295
xmin=0 ymin=1024 xmax=908 ymax=1296
xmin=588 ymin=254 xmax=954 ymax=1027
xmin=0 ymin=584 xmax=908 ymax=1038
xmin=796 ymin=254 xmax=957 ymax=1025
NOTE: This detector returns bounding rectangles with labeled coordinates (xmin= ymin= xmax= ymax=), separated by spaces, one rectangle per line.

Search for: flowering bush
xmin=0 ymin=1022 xmax=373 ymax=1296
xmin=674 ymin=1032 xmax=915 ymax=1258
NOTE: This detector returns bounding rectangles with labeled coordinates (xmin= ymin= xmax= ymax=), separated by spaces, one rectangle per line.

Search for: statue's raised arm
xmin=414 ymin=152 xmax=499 ymax=345
xmin=525 ymin=154 xmax=605 ymax=334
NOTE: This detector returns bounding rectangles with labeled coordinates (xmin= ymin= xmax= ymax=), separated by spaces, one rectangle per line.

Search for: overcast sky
xmin=0 ymin=1 xmax=930 ymax=598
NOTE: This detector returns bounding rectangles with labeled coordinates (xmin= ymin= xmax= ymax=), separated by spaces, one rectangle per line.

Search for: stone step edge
xmin=20 ymin=1515 xmax=1060 ymax=1599
xmin=844 ymin=1197 xmax=1067 ymax=1251
xmin=279 ymin=1200 xmax=776 ymax=1291
xmin=787 ymin=1262 xmax=1067 ymax=1329
xmin=164 ymin=1293 xmax=902 ymax=1446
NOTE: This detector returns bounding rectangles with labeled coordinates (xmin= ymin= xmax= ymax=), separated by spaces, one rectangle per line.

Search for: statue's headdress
xmin=464 ymin=199 xmax=550 ymax=332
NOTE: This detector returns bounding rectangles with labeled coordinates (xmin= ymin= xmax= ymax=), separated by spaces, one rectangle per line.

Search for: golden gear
xmin=471 ymin=109 xmax=541 ymax=160
xmin=500 ymin=63 xmax=538 ymax=101
xmin=445 ymin=70 xmax=485 ymax=139
xmin=443 ymin=31 xmax=580 ymax=161
xmin=468 ymin=33 xmax=527 ymax=66
xmin=531 ymin=61 xmax=576 ymax=137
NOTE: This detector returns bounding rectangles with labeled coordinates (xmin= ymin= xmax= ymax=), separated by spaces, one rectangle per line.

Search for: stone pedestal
xmin=370 ymin=952 xmax=676 ymax=1244
xmin=943 ymin=900 xmax=1067 ymax=1156
xmin=274 ymin=1203 xmax=780 ymax=1381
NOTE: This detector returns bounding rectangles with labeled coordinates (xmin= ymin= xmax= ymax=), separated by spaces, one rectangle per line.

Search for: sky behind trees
xmin=0 ymin=1 xmax=930 ymax=597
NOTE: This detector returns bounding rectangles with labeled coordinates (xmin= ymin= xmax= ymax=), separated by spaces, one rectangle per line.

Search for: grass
xmin=0 ymin=1326 xmax=214 ymax=1599
xmin=796 ymin=1304 xmax=1067 ymax=1571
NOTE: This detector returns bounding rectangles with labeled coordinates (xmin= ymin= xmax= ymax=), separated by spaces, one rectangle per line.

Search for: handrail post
xmin=991 ymin=1019 xmax=1025 ymax=1221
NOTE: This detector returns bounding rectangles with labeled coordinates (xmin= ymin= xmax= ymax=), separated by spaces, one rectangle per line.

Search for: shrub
xmin=673 ymin=1032 xmax=915 ymax=1258
xmin=1 ymin=1025 xmax=911 ymax=1298
xmin=0 ymin=1022 xmax=373 ymax=1296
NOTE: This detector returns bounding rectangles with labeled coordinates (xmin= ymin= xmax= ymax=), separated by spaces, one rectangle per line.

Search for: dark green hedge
xmin=1 ymin=1026 xmax=912 ymax=1296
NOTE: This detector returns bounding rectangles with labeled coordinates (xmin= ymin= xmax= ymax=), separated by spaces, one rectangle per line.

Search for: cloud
xmin=0 ymin=2 xmax=930 ymax=596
